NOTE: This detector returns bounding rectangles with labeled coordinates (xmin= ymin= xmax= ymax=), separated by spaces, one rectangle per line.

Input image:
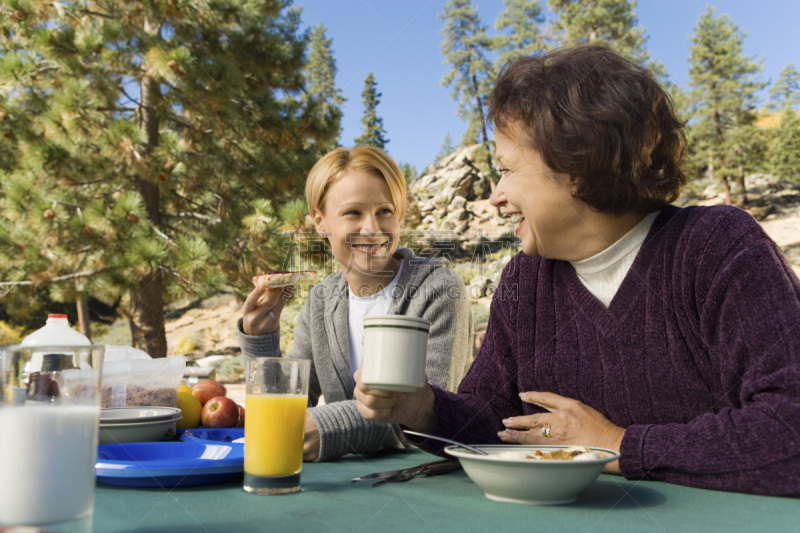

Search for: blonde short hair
xmin=305 ymin=146 xmax=407 ymax=220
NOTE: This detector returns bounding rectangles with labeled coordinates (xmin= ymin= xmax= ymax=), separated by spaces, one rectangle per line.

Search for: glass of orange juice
xmin=244 ymin=357 xmax=310 ymax=495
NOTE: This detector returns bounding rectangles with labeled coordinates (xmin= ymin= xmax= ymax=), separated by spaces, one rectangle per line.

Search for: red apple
xmin=201 ymin=396 xmax=240 ymax=428
xmin=192 ymin=380 xmax=227 ymax=406
xmin=235 ymin=404 xmax=245 ymax=428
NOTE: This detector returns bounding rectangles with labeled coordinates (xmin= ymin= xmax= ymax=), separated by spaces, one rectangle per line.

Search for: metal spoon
xmin=403 ymin=430 xmax=489 ymax=455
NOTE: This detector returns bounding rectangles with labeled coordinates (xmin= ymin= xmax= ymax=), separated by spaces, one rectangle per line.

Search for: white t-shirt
xmin=569 ymin=211 xmax=659 ymax=307
xmin=347 ymin=264 xmax=404 ymax=371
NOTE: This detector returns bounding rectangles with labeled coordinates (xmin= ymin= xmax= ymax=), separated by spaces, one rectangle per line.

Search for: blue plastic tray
xmin=179 ymin=427 xmax=244 ymax=444
xmin=95 ymin=441 xmax=243 ymax=488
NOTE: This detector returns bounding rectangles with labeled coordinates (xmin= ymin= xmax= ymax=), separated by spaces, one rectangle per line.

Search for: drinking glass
xmin=0 ymin=344 xmax=104 ymax=532
xmin=244 ymin=357 xmax=310 ymax=495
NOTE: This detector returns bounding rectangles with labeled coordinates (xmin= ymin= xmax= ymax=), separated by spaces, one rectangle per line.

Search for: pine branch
xmin=153 ymin=226 xmax=177 ymax=247
xmin=164 ymin=112 xmax=199 ymax=132
xmin=94 ymin=106 xmax=137 ymax=114
xmin=119 ymin=84 xmax=142 ymax=107
xmin=166 ymin=212 xmax=221 ymax=224
xmin=167 ymin=189 xmax=206 ymax=212
xmin=159 ymin=266 xmax=195 ymax=292
xmin=226 ymin=138 xmax=259 ymax=164
xmin=0 ymin=268 xmax=111 ymax=287
xmin=31 ymin=65 xmax=60 ymax=77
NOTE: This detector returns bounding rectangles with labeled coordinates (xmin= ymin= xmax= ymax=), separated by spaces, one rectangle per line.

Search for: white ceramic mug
xmin=360 ymin=315 xmax=430 ymax=392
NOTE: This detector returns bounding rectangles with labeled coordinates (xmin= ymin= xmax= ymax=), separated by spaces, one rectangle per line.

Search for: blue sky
xmin=295 ymin=0 xmax=800 ymax=172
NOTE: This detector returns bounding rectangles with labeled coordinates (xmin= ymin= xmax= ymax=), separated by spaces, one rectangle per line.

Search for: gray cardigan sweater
xmin=238 ymin=248 xmax=473 ymax=461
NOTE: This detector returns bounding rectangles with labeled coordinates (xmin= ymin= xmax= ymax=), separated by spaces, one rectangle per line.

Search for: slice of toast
xmin=252 ymin=270 xmax=318 ymax=289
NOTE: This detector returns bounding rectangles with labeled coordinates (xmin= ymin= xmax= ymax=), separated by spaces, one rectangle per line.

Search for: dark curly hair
xmin=487 ymin=44 xmax=687 ymax=216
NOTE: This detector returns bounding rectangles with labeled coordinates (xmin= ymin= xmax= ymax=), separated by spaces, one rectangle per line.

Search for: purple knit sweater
xmin=421 ymin=205 xmax=800 ymax=496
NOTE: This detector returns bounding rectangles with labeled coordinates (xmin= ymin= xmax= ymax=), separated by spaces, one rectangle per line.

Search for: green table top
xmin=93 ymin=448 xmax=799 ymax=532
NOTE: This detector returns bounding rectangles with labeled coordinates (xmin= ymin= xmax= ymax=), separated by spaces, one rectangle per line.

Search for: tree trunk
xmin=712 ymin=93 xmax=732 ymax=205
xmin=736 ymin=141 xmax=748 ymax=205
xmin=468 ymin=59 xmax=498 ymax=214
xmin=737 ymin=166 xmax=747 ymax=206
xmin=482 ymin=144 xmax=500 ymax=216
xmin=708 ymin=152 xmax=713 ymax=179
xmin=76 ymin=296 xmax=91 ymax=341
xmin=129 ymin=269 xmax=167 ymax=358
xmin=709 ymin=152 xmax=732 ymax=206
xmin=721 ymin=176 xmax=732 ymax=206
xmin=129 ymin=16 xmax=167 ymax=358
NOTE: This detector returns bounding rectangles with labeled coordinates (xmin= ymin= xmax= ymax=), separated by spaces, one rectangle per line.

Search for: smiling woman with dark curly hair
xmin=355 ymin=44 xmax=800 ymax=497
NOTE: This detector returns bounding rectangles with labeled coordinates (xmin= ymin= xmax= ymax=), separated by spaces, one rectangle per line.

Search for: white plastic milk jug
xmin=21 ymin=314 xmax=91 ymax=370
xmin=22 ymin=314 xmax=91 ymax=347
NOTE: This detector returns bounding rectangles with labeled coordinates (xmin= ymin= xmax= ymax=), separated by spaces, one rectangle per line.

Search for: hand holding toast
xmin=242 ymin=271 xmax=318 ymax=336
xmin=242 ymin=283 xmax=293 ymax=335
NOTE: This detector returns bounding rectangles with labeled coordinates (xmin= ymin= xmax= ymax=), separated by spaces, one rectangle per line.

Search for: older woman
xmin=354 ymin=45 xmax=800 ymax=496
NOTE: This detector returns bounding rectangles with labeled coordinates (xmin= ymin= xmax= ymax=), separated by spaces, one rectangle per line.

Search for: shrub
xmin=175 ymin=336 xmax=199 ymax=355
xmin=455 ymin=265 xmax=480 ymax=286
xmin=211 ymin=356 xmax=245 ymax=383
xmin=470 ymin=302 xmax=490 ymax=330
xmin=0 ymin=321 xmax=25 ymax=344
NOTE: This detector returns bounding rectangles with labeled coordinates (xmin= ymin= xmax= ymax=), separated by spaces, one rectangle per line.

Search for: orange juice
xmin=245 ymin=393 xmax=308 ymax=476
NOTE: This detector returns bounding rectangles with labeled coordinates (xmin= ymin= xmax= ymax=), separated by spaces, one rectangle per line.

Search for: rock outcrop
xmin=406 ymin=144 xmax=513 ymax=247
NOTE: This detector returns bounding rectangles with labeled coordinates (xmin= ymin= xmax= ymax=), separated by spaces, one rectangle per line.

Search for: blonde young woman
xmin=238 ymin=145 xmax=473 ymax=462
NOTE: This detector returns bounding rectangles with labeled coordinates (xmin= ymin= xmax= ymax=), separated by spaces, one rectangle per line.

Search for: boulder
xmin=410 ymin=144 xmax=503 ymax=242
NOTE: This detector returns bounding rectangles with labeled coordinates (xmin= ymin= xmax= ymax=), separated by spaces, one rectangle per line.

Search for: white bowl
xmin=99 ymin=414 xmax=182 ymax=444
xmin=445 ymin=445 xmax=620 ymax=505
xmin=101 ymin=407 xmax=181 ymax=424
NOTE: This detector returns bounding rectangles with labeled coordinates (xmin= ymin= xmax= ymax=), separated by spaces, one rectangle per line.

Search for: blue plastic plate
xmin=180 ymin=427 xmax=244 ymax=444
xmin=95 ymin=441 xmax=243 ymax=488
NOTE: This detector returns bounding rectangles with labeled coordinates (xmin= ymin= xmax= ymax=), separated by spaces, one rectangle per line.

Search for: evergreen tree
xmin=727 ymin=123 xmax=770 ymax=193
xmin=354 ymin=72 xmax=388 ymax=149
xmin=0 ymin=1 xmax=333 ymax=357
xmin=549 ymin=0 xmax=642 ymax=50
xmin=304 ymin=23 xmax=344 ymax=153
xmin=548 ymin=0 xmax=665 ymax=77
xmin=493 ymin=0 xmax=547 ymax=71
xmin=769 ymin=106 xmax=800 ymax=184
xmin=769 ymin=64 xmax=800 ymax=111
xmin=398 ymin=162 xmax=418 ymax=184
xmin=688 ymin=7 xmax=764 ymax=205
xmin=440 ymin=0 xmax=494 ymax=147
xmin=668 ymin=84 xmax=691 ymax=124
xmin=438 ymin=132 xmax=456 ymax=160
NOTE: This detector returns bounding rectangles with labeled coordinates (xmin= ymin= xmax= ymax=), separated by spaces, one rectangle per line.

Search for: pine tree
xmin=304 ymin=23 xmax=344 ymax=153
xmin=549 ymin=0 xmax=642 ymax=50
xmin=354 ymin=72 xmax=388 ymax=149
xmin=668 ymin=84 xmax=691 ymax=124
xmin=548 ymin=0 xmax=665 ymax=77
xmin=438 ymin=132 xmax=456 ymax=160
xmin=398 ymin=162 xmax=418 ymax=184
xmin=769 ymin=106 xmax=800 ymax=184
xmin=769 ymin=64 xmax=800 ymax=111
xmin=0 ymin=1 xmax=333 ymax=356
xmin=688 ymin=7 xmax=764 ymax=205
xmin=440 ymin=0 xmax=494 ymax=147
xmin=493 ymin=0 xmax=547 ymax=71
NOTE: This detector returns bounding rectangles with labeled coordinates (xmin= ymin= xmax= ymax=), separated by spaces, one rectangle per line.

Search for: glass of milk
xmin=0 ymin=344 xmax=104 ymax=532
